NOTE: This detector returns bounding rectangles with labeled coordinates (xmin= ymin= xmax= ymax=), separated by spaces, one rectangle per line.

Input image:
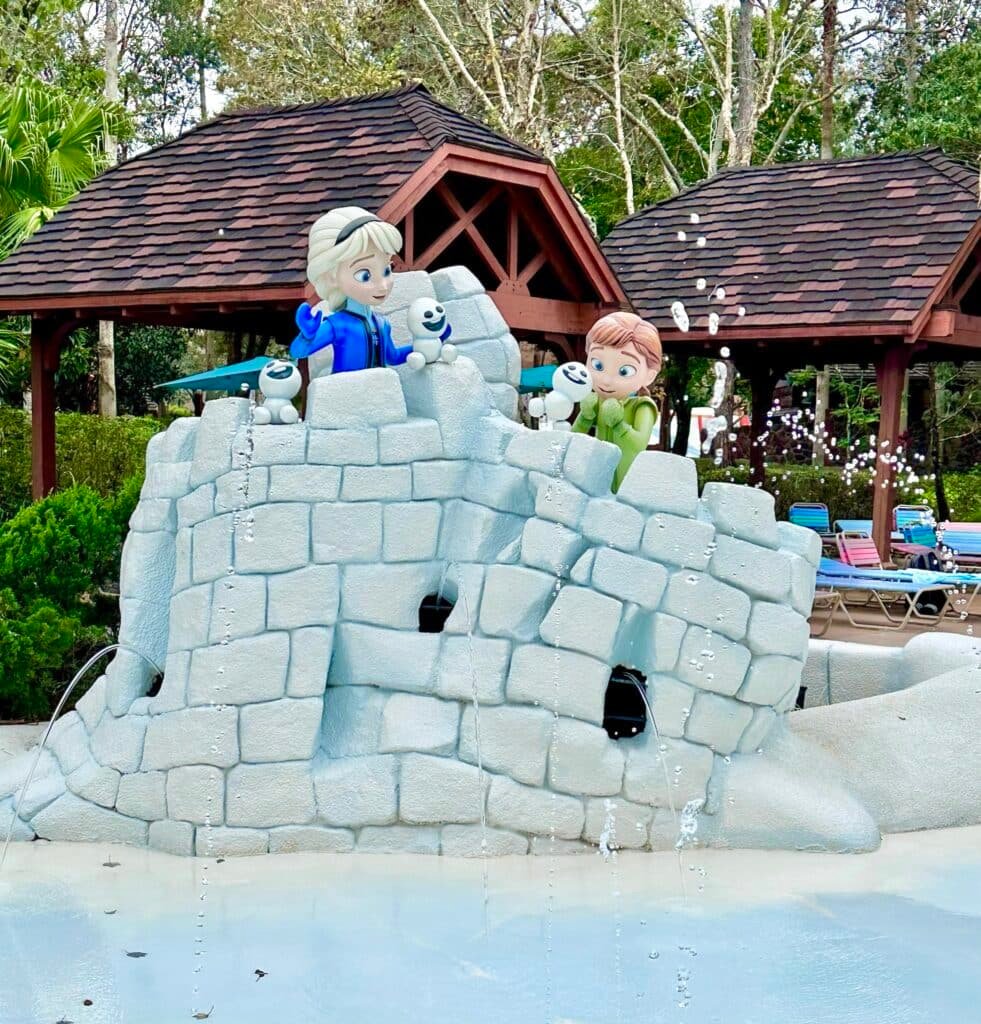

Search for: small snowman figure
xmin=405 ymin=297 xmax=458 ymax=369
xmin=528 ymin=361 xmax=591 ymax=431
xmin=253 ymin=359 xmax=301 ymax=425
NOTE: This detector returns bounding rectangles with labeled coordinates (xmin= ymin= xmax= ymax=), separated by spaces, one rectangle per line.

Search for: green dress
xmin=572 ymin=395 xmax=657 ymax=492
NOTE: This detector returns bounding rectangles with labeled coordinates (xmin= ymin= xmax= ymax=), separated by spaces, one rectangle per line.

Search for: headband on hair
xmin=334 ymin=214 xmax=380 ymax=246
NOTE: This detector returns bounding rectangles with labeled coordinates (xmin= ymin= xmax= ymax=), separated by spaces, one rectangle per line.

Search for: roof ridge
xmin=77 ymin=84 xmax=435 ymax=187
xmin=607 ymin=147 xmax=974 ymax=235
xmin=394 ymin=85 xmax=453 ymax=150
xmin=914 ymin=148 xmax=979 ymax=198
xmin=395 ymin=86 xmax=544 ymax=161
xmin=713 ymin=147 xmax=938 ymax=177
xmin=212 ymin=83 xmax=428 ymax=124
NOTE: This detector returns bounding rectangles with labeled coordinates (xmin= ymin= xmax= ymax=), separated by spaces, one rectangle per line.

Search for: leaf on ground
xmin=124 ymin=951 xmax=147 ymax=958
xmin=254 ymin=969 xmax=267 ymax=980
xmin=104 ymin=909 xmax=117 ymax=915
xmin=82 ymin=1000 xmax=93 ymax=1007
xmin=102 ymin=859 xmax=120 ymax=868
xmin=191 ymin=1007 xmax=214 ymax=1019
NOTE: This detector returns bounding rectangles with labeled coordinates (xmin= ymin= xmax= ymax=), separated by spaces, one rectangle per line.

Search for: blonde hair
xmin=307 ymin=206 xmax=403 ymax=310
xmin=586 ymin=311 xmax=662 ymax=395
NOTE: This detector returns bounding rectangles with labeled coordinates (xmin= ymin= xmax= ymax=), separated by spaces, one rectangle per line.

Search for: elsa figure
xmin=290 ymin=207 xmax=416 ymax=376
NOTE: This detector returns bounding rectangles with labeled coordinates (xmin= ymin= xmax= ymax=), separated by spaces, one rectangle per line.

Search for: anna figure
xmin=290 ymin=207 xmax=415 ymax=377
xmin=572 ymin=312 xmax=663 ymax=492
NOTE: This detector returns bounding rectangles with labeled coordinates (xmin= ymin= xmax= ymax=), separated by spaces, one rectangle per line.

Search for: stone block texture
xmin=4 ymin=267 xmax=812 ymax=857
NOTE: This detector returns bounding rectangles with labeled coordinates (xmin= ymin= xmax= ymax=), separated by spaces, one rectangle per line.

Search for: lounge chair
xmin=809 ymin=586 xmax=843 ymax=636
xmin=893 ymin=504 xmax=934 ymax=531
xmin=816 ymin=559 xmax=955 ymax=630
xmin=788 ymin=502 xmax=836 ymax=552
xmin=890 ymin=523 xmax=981 ymax=572
xmin=833 ymin=518 xmax=903 ymax=542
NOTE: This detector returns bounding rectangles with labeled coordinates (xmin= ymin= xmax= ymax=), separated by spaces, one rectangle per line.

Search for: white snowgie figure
xmin=528 ymin=361 xmax=592 ymax=431
xmin=253 ymin=359 xmax=301 ymax=424
xmin=405 ymin=297 xmax=458 ymax=369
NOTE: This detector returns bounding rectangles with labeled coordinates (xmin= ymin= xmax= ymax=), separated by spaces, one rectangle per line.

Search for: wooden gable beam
xmin=380 ymin=144 xmax=629 ymax=307
xmin=950 ymin=251 xmax=981 ymax=306
xmin=909 ymin=218 xmax=981 ymax=341
xmin=412 ymin=183 xmax=502 ymax=268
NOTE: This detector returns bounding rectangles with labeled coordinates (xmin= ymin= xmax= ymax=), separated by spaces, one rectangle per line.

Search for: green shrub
xmin=0 ymin=590 xmax=107 ymax=721
xmin=695 ymin=461 xmax=963 ymax=522
xmin=0 ymin=407 xmax=163 ymax=522
xmin=0 ymin=485 xmax=123 ymax=613
xmin=0 ymin=483 xmax=136 ymax=720
xmin=943 ymin=471 xmax=981 ymax=522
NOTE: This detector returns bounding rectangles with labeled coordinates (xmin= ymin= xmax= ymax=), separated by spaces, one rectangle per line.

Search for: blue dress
xmin=290 ymin=299 xmax=414 ymax=371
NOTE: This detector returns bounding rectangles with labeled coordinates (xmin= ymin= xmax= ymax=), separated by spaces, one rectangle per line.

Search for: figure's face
xmin=334 ymin=243 xmax=394 ymax=306
xmin=259 ymin=359 xmax=301 ymax=399
xmin=407 ymin=298 xmax=448 ymax=337
xmin=587 ymin=342 xmax=658 ymax=401
xmin=552 ymin=361 xmax=591 ymax=401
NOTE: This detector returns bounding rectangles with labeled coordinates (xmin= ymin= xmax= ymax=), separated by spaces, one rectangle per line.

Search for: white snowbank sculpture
xmin=1 ymin=268 xmax=825 ymax=858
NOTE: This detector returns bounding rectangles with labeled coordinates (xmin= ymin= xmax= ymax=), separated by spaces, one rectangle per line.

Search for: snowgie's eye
xmin=423 ymin=310 xmax=433 ymax=320
xmin=618 ymin=365 xmax=637 ymax=378
xmin=354 ymin=269 xmax=371 ymax=284
xmin=591 ymin=359 xmax=604 ymax=372
xmin=435 ymin=305 xmax=443 ymax=314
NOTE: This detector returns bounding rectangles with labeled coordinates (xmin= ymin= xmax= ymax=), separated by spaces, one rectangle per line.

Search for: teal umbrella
xmin=156 ymin=356 xmax=273 ymax=393
xmin=519 ymin=364 xmax=558 ymax=394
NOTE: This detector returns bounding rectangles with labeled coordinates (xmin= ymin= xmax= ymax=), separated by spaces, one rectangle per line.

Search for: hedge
xmin=696 ymin=461 xmax=981 ymax=523
xmin=0 ymin=482 xmax=140 ymax=721
xmin=0 ymin=407 xmax=164 ymax=523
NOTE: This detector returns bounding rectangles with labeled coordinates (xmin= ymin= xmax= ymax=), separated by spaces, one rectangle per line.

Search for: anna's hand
xmin=578 ymin=392 xmax=599 ymax=421
xmin=599 ymin=398 xmax=625 ymax=428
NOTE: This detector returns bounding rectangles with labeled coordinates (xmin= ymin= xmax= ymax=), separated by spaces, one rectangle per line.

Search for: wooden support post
xmin=30 ymin=319 xmax=63 ymax=499
xmin=872 ymin=345 xmax=913 ymax=563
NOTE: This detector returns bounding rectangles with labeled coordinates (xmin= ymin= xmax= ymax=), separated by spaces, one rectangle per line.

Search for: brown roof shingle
xmin=0 ymin=84 xmax=543 ymax=303
xmin=601 ymin=148 xmax=979 ymax=336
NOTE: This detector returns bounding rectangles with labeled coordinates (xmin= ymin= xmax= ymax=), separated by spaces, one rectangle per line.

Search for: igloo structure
xmin=1 ymin=269 xmax=823 ymax=858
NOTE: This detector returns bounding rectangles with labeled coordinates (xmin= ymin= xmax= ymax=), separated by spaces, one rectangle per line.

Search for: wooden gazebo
xmin=603 ymin=148 xmax=981 ymax=559
xmin=0 ymin=84 xmax=625 ymax=498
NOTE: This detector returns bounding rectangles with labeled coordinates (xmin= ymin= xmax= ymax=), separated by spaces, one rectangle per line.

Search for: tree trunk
xmin=98 ymin=0 xmax=119 ymax=418
xmin=904 ymin=0 xmax=918 ymax=104
xmin=669 ymin=354 xmax=692 ymax=456
xmin=812 ymin=366 xmax=830 ymax=465
xmin=198 ymin=0 xmax=209 ymax=121
xmin=927 ymin=364 xmax=950 ymax=522
xmin=748 ymin=365 xmax=777 ymax=487
xmin=658 ymin=392 xmax=671 ymax=450
xmin=733 ymin=0 xmax=755 ymax=165
xmin=820 ymin=0 xmax=836 ymax=158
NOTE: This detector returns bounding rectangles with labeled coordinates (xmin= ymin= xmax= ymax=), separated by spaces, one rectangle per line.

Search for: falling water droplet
xmin=670 ymin=301 xmax=690 ymax=333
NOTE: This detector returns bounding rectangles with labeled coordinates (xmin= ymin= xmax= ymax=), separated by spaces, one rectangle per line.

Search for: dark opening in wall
xmin=603 ymin=666 xmax=648 ymax=739
xmin=146 ymin=673 xmax=164 ymax=698
xmin=419 ymin=593 xmax=454 ymax=633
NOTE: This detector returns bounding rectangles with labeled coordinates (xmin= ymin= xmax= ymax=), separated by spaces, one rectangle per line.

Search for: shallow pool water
xmin=2 ymin=829 xmax=980 ymax=1024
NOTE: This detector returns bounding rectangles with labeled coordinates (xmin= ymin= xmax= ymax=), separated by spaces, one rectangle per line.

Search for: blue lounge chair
xmin=788 ymin=503 xmax=836 ymax=551
xmin=816 ymin=558 xmax=956 ymax=630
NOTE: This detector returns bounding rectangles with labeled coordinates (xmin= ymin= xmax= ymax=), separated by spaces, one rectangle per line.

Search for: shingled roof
xmin=602 ymin=148 xmax=979 ymax=339
xmin=0 ymin=84 xmax=543 ymax=303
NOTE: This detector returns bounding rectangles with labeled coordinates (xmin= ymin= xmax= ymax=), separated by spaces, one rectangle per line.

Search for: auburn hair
xmin=585 ymin=311 xmax=663 ymax=395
